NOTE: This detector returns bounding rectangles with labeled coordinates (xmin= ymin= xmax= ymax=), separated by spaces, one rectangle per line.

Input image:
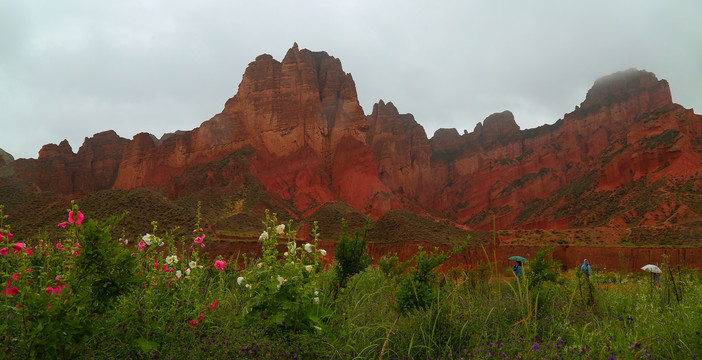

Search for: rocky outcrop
xmin=0 ymin=148 xmax=13 ymax=165
xmin=367 ymin=100 xmax=433 ymax=202
xmin=2 ymin=47 xmax=700 ymax=235
xmin=111 ymin=43 xmax=389 ymax=216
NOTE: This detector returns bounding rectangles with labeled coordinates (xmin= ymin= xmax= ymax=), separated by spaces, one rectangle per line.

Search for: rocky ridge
xmin=2 ymin=47 xmax=701 ymax=245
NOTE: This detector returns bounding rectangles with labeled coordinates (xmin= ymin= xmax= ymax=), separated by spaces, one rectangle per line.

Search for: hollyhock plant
xmin=68 ymin=210 xmax=84 ymax=226
xmin=2 ymin=279 xmax=18 ymax=296
xmin=259 ymin=231 xmax=269 ymax=241
xmin=165 ymin=255 xmax=178 ymax=265
xmin=138 ymin=241 xmax=146 ymax=251
xmin=214 ymin=260 xmax=226 ymax=271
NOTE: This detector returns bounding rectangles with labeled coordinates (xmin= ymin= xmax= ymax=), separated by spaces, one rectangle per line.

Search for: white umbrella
xmin=641 ymin=264 xmax=662 ymax=273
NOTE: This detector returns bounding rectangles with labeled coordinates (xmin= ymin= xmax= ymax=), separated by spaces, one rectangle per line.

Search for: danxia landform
xmin=1 ymin=44 xmax=700 ymax=246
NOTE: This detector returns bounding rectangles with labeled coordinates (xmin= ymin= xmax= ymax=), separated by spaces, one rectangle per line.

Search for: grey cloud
xmin=1 ymin=1 xmax=700 ymax=159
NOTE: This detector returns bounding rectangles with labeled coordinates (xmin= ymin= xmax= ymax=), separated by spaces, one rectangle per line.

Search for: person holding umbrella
xmin=508 ymin=256 xmax=527 ymax=279
xmin=641 ymin=264 xmax=662 ymax=287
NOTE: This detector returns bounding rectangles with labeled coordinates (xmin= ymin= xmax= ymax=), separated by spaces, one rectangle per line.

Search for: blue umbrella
xmin=508 ymin=256 xmax=528 ymax=262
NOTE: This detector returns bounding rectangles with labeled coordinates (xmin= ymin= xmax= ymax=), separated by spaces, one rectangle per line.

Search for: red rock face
xmin=367 ymin=100 xmax=434 ymax=202
xmin=416 ymin=69 xmax=701 ymax=230
xmin=4 ymin=48 xmax=701 ymax=233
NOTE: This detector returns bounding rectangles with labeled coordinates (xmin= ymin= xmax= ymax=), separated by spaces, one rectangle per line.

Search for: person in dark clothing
xmin=513 ymin=261 xmax=523 ymax=279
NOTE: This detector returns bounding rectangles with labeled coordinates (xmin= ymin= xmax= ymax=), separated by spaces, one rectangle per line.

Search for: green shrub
xmin=332 ymin=218 xmax=373 ymax=298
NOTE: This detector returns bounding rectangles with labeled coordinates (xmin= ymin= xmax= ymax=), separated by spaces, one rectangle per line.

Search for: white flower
xmin=276 ymin=224 xmax=285 ymax=235
xmin=257 ymin=262 xmax=263 ymax=268
xmin=305 ymin=265 xmax=313 ymax=272
xmin=284 ymin=252 xmax=289 ymax=257
xmin=320 ymin=249 xmax=327 ymax=256
xmin=185 ymin=268 xmax=191 ymax=276
xmin=313 ymin=326 xmax=322 ymax=331
xmin=189 ymin=261 xmax=197 ymax=269
xmin=237 ymin=276 xmax=245 ymax=285
xmin=158 ymin=241 xmax=164 ymax=247
xmin=290 ymin=261 xmax=295 ymax=266
xmin=245 ymin=284 xmax=251 ymax=289
xmin=175 ymin=270 xmax=182 ymax=278
xmin=287 ymin=241 xmax=296 ymax=252
xmin=165 ymin=255 xmax=178 ymax=265
xmin=276 ymin=275 xmax=287 ymax=289
xmin=304 ymin=243 xmax=313 ymax=253
xmin=259 ymin=231 xmax=269 ymax=241
xmin=314 ymin=297 xmax=320 ymax=304
xmin=142 ymin=233 xmax=153 ymax=246
xmin=314 ymin=290 xmax=319 ymax=296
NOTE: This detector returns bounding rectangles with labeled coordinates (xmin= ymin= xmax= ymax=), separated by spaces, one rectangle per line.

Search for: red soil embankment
xmin=205 ymin=240 xmax=702 ymax=273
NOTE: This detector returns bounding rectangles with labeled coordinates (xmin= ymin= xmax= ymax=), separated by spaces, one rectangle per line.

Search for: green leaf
xmin=136 ymin=337 xmax=159 ymax=353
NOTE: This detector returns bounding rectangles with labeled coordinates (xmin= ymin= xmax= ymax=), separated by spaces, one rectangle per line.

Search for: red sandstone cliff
xmin=2 ymin=48 xmax=701 ymax=238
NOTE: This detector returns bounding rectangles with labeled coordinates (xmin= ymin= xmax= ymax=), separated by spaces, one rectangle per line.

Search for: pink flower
xmin=154 ymin=262 xmax=159 ymax=269
xmin=214 ymin=260 xmax=226 ymax=271
xmin=194 ymin=234 xmax=205 ymax=244
xmin=199 ymin=313 xmax=204 ymax=321
xmin=0 ymin=248 xmax=7 ymax=256
xmin=189 ymin=320 xmax=199 ymax=327
xmin=211 ymin=300 xmax=218 ymax=310
xmin=7 ymin=233 xmax=12 ymax=239
xmin=57 ymin=222 xmax=67 ymax=228
xmin=26 ymin=268 xmax=31 ymax=272
xmin=11 ymin=273 xmax=20 ymax=281
xmin=2 ymin=280 xmax=18 ymax=296
xmin=138 ymin=241 xmax=146 ymax=251
xmin=162 ymin=264 xmax=168 ymax=272
xmin=68 ymin=211 xmax=84 ymax=226
xmin=56 ymin=243 xmax=64 ymax=251
xmin=13 ymin=243 xmax=24 ymax=253
xmin=25 ymin=248 xmax=33 ymax=256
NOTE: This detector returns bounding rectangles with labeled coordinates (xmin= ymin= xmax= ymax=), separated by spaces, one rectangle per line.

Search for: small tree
xmin=526 ymin=246 xmax=560 ymax=289
xmin=331 ymin=218 xmax=373 ymax=299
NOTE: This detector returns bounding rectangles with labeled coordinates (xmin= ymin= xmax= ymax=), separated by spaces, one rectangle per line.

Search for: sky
xmin=1 ymin=1 xmax=701 ymax=160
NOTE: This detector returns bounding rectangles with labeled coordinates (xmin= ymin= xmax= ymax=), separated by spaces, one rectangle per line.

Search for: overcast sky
xmin=1 ymin=1 xmax=700 ymax=159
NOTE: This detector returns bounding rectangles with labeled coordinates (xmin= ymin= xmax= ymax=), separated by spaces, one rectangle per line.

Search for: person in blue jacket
xmin=513 ymin=261 xmax=523 ymax=279
xmin=581 ymin=259 xmax=592 ymax=275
